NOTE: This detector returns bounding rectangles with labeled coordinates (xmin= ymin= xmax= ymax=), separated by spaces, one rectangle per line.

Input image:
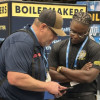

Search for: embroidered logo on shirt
xmin=78 ymin=50 xmax=86 ymax=60
xmin=94 ymin=61 xmax=100 ymax=66
xmin=33 ymin=53 xmax=41 ymax=58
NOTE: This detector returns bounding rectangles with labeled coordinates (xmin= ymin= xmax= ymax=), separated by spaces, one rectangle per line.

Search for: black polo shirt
xmin=48 ymin=37 xmax=100 ymax=93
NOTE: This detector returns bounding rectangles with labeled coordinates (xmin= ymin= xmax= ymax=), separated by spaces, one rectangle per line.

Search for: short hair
xmin=72 ymin=12 xmax=92 ymax=25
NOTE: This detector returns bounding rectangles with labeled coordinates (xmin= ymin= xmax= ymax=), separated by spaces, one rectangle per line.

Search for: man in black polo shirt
xmin=48 ymin=12 xmax=100 ymax=100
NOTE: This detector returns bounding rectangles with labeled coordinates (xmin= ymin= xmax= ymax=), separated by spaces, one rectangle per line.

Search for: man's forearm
xmin=49 ymin=69 xmax=71 ymax=83
xmin=7 ymin=71 xmax=68 ymax=96
xmin=60 ymin=67 xmax=99 ymax=83
xmin=17 ymin=75 xmax=47 ymax=91
xmin=8 ymin=72 xmax=48 ymax=91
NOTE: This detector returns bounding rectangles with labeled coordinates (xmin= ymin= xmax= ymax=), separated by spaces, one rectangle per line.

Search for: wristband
xmin=57 ymin=66 xmax=62 ymax=73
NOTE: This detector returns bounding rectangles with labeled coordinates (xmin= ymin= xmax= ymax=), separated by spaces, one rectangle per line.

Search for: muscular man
xmin=48 ymin=12 xmax=100 ymax=100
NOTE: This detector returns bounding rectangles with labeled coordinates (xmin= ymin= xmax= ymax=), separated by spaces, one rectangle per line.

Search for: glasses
xmin=70 ymin=29 xmax=89 ymax=38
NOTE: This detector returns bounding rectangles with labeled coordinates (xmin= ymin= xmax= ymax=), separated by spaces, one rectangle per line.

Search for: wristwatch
xmin=57 ymin=66 xmax=62 ymax=73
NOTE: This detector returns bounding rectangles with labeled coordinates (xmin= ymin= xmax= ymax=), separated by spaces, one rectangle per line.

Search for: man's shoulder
xmin=88 ymin=38 xmax=100 ymax=49
xmin=2 ymin=31 xmax=34 ymax=50
xmin=87 ymin=38 xmax=100 ymax=54
xmin=53 ymin=39 xmax=68 ymax=47
xmin=10 ymin=31 xmax=33 ymax=43
xmin=52 ymin=39 xmax=68 ymax=52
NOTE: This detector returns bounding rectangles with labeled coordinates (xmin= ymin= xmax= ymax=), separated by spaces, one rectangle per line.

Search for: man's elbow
xmin=84 ymin=78 xmax=93 ymax=83
xmin=7 ymin=76 xmax=17 ymax=86
xmin=7 ymin=72 xmax=18 ymax=86
xmin=80 ymin=76 xmax=95 ymax=83
xmin=80 ymin=69 xmax=99 ymax=83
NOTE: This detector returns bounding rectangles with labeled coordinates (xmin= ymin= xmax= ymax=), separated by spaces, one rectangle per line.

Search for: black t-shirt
xmin=48 ymin=37 xmax=100 ymax=93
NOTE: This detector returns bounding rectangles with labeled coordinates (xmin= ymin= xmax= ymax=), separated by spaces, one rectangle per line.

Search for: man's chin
xmin=71 ymin=39 xmax=78 ymax=44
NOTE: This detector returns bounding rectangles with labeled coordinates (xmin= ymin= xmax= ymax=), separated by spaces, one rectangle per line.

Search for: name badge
xmin=70 ymin=81 xmax=79 ymax=86
xmin=46 ymin=71 xmax=51 ymax=82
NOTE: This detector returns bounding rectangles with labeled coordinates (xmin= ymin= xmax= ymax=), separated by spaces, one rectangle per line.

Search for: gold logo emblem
xmin=78 ymin=50 xmax=86 ymax=60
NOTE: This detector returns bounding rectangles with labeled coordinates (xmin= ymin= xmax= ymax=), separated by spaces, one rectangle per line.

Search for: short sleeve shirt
xmin=0 ymin=26 xmax=46 ymax=100
xmin=48 ymin=37 xmax=100 ymax=93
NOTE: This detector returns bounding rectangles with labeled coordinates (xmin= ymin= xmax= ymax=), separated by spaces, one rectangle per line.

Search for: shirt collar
xmin=30 ymin=26 xmax=41 ymax=47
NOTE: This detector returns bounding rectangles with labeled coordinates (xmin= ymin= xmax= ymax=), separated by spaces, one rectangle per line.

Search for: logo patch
xmin=94 ymin=61 xmax=100 ymax=66
xmin=33 ymin=53 xmax=41 ymax=58
xmin=78 ymin=50 xmax=86 ymax=60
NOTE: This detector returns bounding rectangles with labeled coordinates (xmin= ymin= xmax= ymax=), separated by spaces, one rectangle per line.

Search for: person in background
xmin=48 ymin=12 xmax=100 ymax=100
xmin=0 ymin=9 xmax=67 ymax=100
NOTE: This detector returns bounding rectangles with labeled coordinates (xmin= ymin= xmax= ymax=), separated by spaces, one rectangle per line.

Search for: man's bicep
xmin=7 ymin=71 xmax=27 ymax=85
xmin=88 ymin=47 xmax=100 ymax=70
xmin=87 ymin=67 xmax=100 ymax=81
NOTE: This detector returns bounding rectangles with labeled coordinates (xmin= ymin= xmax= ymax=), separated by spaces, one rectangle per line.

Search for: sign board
xmin=0 ymin=1 xmax=87 ymax=43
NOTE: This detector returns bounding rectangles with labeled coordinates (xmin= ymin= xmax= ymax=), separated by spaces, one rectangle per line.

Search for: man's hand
xmin=54 ymin=90 xmax=66 ymax=98
xmin=46 ymin=81 xmax=67 ymax=98
xmin=81 ymin=62 xmax=92 ymax=71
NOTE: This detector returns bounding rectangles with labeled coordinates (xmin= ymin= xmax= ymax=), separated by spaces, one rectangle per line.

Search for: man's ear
xmin=40 ymin=23 xmax=47 ymax=31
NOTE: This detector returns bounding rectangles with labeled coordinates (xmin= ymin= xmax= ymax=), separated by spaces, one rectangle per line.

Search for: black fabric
xmin=55 ymin=93 xmax=96 ymax=100
xmin=97 ymin=74 xmax=100 ymax=90
xmin=48 ymin=37 xmax=100 ymax=94
xmin=0 ymin=98 xmax=4 ymax=100
xmin=32 ymin=47 xmax=41 ymax=80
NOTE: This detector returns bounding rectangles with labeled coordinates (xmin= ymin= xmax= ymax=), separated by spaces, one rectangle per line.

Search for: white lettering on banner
xmin=62 ymin=27 xmax=70 ymax=33
xmin=90 ymin=27 xmax=99 ymax=36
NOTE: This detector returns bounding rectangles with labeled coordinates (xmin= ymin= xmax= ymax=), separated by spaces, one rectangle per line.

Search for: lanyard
xmin=66 ymin=36 xmax=88 ymax=68
xmin=43 ymin=48 xmax=48 ymax=69
xmin=43 ymin=48 xmax=49 ymax=76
